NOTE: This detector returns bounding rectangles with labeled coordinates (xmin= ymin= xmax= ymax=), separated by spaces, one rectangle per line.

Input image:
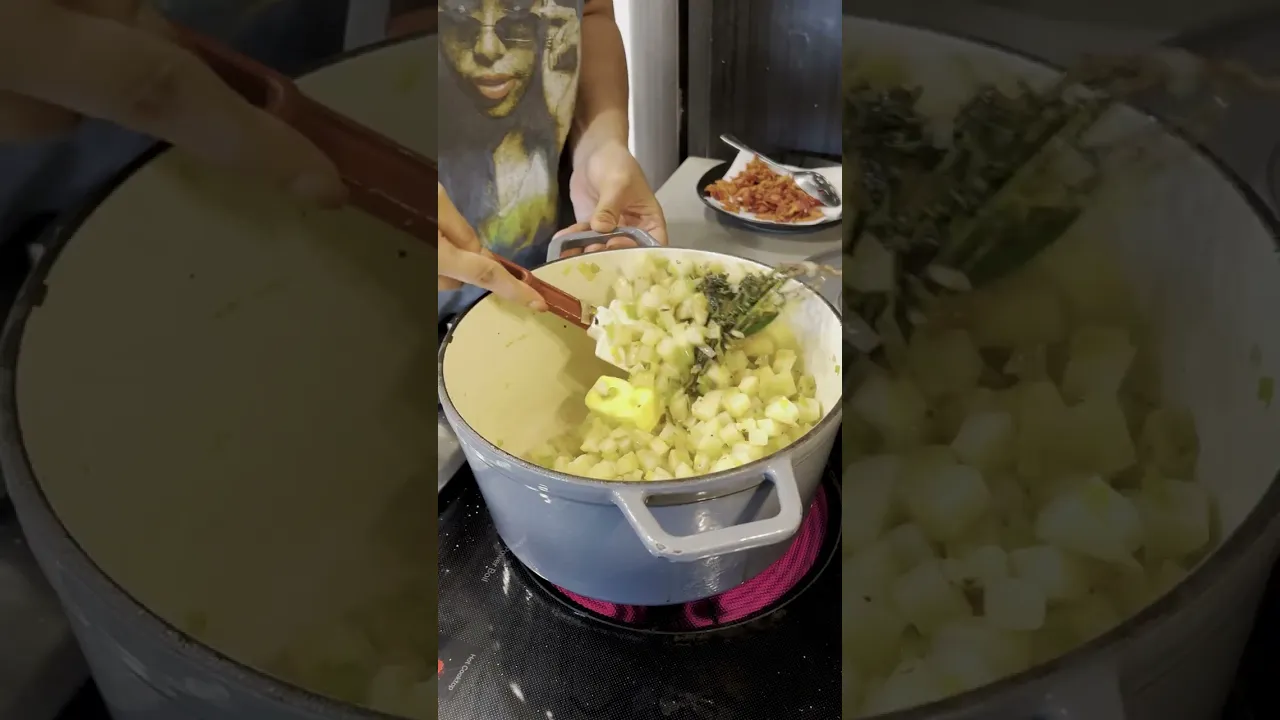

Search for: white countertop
xmin=656 ymin=157 xmax=842 ymax=267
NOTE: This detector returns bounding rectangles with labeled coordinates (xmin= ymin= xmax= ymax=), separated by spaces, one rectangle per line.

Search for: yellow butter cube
xmin=585 ymin=376 xmax=660 ymax=433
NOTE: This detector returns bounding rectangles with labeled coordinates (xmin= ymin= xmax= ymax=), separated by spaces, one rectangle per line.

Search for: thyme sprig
xmin=685 ymin=264 xmax=826 ymax=396
xmin=840 ymin=53 xmax=1217 ymax=342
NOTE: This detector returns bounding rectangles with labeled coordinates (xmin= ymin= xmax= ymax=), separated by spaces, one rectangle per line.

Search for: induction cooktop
xmin=437 ymin=456 xmax=843 ymax=720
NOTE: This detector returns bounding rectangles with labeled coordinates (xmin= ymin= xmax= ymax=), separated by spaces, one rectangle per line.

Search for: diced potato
xmin=851 ymin=373 xmax=928 ymax=449
xmin=927 ymin=629 xmax=1014 ymax=693
xmin=1139 ymin=406 xmax=1200 ymax=479
xmin=1034 ymin=476 xmax=1142 ymax=566
xmin=843 ymin=455 xmax=901 ymax=550
xmin=741 ymin=333 xmax=774 ymax=357
xmin=668 ymin=392 xmax=690 ymax=423
xmin=764 ymin=370 xmax=798 ymax=399
xmin=1055 ymin=395 xmax=1138 ymax=477
xmin=1149 ymin=560 xmax=1187 ymax=599
xmin=930 ymin=619 xmax=1032 ymax=678
xmin=951 ymin=411 xmax=1014 ymax=471
xmin=984 ymin=577 xmax=1047 ymax=631
xmin=1009 ymin=545 xmax=1091 ymax=601
xmin=691 ymin=391 xmax=723 ymax=422
xmin=885 ymin=523 xmax=936 ymax=568
xmin=962 ymin=273 xmax=1068 ymax=347
xmin=722 ymin=390 xmax=752 ymax=418
xmin=1013 ymin=381 xmax=1067 ymax=478
xmin=772 ymin=348 xmax=799 ymax=375
xmin=907 ymin=328 xmax=984 ymax=398
xmin=764 ymin=397 xmax=801 ymax=425
xmin=1136 ymin=477 xmax=1212 ymax=560
xmin=1063 ymin=592 xmax=1122 ymax=642
xmin=954 ymin=545 xmax=1010 ymax=588
xmin=710 ymin=456 xmax=737 ymax=472
xmin=863 ymin=659 xmax=946 ymax=715
xmin=1107 ymin=564 xmax=1157 ymax=616
xmin=798 ymin=397 xmax=823 ymax=424
xmin=845 ymin=539 xmax=900 ymax=600
xmin=1003 ymin=344 xmax=1049 ymax=381
xmin=931 ymin=388 xmax=997 ymax=442
xmin=890 ymin=560 xmax=973 ymax=634
xmin=587 ymin=460 xmax=617 ymax=480
xmin=1030 ymin=610 xmax=1080 ymax=663
xmin=566 ymin=454 xmax=599 ymax=475
xmin=902 ymin=453 xmax=991 ymax=542
xmin=843 ymin=595 xmax=908 ymax=672
xmin=1061 ymin=326 xmax=1135 ymax=401
xmin=730 ymin=442 xmax=764 ymax=465
xmin=615 ymin=452 xmax=640 ymax=475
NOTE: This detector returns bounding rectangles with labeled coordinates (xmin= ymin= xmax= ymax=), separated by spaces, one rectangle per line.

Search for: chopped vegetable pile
xmin=842 ymin=278 xmax=1210 ymax=715
xmin=841 ymin=54 xmax=1219 ymax=713
xmin=526 ymin=256 xmax=824 ymax=480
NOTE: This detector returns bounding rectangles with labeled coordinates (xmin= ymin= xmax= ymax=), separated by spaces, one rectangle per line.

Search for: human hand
xmin=438 ymin=183 xmax=547 ymax=311
xmin=555 ymin=141 xmax=668 ymax=256
xmin=0 ymin=0 xmax=345 ymax=205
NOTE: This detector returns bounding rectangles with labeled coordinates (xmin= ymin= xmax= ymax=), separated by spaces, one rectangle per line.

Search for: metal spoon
xmin=719 ymin=134 xmax=842 ymax=207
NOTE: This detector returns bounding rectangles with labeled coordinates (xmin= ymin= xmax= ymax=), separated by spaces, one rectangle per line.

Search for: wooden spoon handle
xmin=176 ymin=27 xmax=590 ymax=329
xmin=173 ymin=25 xmax=439 ymax=242
xmin=491 ymin=255 xmax=591 ymax=329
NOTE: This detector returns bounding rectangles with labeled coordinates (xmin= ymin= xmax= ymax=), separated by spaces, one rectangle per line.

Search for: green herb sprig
xmin=686 ymin=268 xmax=797 ymax=395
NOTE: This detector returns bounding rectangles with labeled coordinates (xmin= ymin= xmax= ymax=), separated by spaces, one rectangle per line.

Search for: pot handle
xmin=546 ymin=227 xmax=662 ymax=263
xmin=1032 ymin=658 xmax=1127 ymax=720
xmin=609 ymin=458 xmax=805 ymax=563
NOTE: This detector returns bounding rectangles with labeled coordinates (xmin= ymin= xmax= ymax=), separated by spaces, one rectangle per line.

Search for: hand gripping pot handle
xmin=546 ymin=227 xmax=661 ymax=262
xmin=609 ymin=459 xmax=804 ymax=562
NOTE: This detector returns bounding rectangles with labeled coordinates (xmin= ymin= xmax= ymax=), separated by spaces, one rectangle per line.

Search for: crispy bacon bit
xmin=704 ymin=158 xmax=825 ymax=223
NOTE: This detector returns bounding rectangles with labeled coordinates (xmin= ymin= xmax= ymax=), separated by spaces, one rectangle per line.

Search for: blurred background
xmin=7 ymin=2 xmax=1280 ymax=719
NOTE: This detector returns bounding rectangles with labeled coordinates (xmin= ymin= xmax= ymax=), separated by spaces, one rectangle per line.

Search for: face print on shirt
xmin=438 ymin=0 xmax=582 ymax=255
xmin=439 ymin=0 xmax=579 ymax=136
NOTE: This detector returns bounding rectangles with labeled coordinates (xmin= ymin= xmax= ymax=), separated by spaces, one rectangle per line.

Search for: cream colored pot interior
xmin=846 ymin=18 xmax=1280 ymax=561
xmin=442 ymin=249 xmax=844 ymax=465
xmin=14 ymin=37 xmax=436 ymax=717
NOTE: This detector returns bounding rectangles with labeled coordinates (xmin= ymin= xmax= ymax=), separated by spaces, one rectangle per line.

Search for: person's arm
xmin=571 ymin=0 xmax=629 ymax=167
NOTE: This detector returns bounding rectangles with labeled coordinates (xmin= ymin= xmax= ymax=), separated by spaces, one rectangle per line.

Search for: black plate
xmin=696 ymin=161 xmax=841 ymax=235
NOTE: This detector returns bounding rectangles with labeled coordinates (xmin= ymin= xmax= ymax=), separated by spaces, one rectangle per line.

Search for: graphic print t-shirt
xmin=437 ymin=0 xmax=583 ymax=319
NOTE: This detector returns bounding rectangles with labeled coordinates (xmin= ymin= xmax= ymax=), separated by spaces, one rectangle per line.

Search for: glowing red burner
xmin=701 ymin=483 xmax=829 ymax=624
xmin=554 ymin=485 xmax=830 ymax=629
xmin=556 ymin=587 xmax=649 ymax=624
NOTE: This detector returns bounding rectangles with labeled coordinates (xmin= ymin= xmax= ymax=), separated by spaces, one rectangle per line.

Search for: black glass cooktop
xmin=437 ymin=459 xmax=843 ymax=720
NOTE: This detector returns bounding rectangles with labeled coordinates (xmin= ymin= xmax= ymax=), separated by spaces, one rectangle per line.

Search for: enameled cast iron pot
xmin=438 ymin=228 xmax=845 ymax=606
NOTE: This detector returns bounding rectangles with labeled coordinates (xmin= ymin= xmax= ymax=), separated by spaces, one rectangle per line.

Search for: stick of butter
xmin=585 ymin=376 xmax=659 ymax=433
